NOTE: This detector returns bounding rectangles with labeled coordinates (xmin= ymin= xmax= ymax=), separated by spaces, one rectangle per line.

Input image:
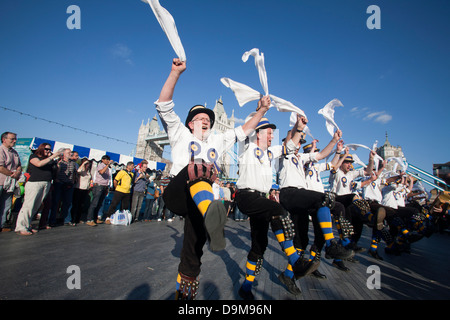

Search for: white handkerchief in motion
xmin=221 ymin=77 xmax=307 ymax=117
xmin=318 ymin=99 xmax=343 ymax=136
xmin=144 ymin=0 xmax=186 ymax=61
xmin=242 ymin=48 xmax=269 ymax=96
xmin=220 ymin=77 xmax=262 ymax=107
xmin=289 ymin=112 xmax=314 ymax=139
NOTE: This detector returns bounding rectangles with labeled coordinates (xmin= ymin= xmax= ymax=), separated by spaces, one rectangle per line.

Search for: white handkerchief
xmin=387 ymin=157 xmax=408 ymax=173
xmin=220 ymin=77 xmax=262 ymax=107
xmin=144 ymin=0 xmax=186 ymax=61
xmin=345 ymin=143 xmax=372 ymax=151
xmin=345 ymin=143 xmax=384 ymax=165
xmin=318 ymin=99 xmax=343 ymax=136
xmin=242 ymin=48 xmax=269 ymax=96
xmin=352 ymin=154 xmax=368 ymax=168
xmin=270 ymin=95 xmax=306 ymax=116
xmin=289 ymin=112 xmax=314 ymax=139
xmin=221 ymin=77 xmax=307 ymax=120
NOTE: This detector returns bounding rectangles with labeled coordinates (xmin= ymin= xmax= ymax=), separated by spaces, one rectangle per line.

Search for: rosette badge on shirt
xmin=254 ymin=147 xmax=264 ymax=164
xmin=207 ymin=148 xmax=221 ymax=174
xmin=189 ymin=141 xmax=201 ymax=160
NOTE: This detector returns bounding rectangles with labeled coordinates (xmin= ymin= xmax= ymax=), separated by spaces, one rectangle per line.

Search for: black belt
xmin=238 ymin=188 xmax=267 ymax=197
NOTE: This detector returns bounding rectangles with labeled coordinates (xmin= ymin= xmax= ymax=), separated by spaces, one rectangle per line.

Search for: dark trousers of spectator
xmin=131 ymin=191 xmax=145 ymax=221
xmin=86 ymin=185 xmax=109 ymax=222
xmin=104 ymin=190 xmax=131 ymax=219
xmin=143 ymin=198 xmax=155 ymax=220
xmin=38 ymin=186 xmax=53 ymax=229
xmin=49 ymin=182 xmax=74 ymax=226
xmin=71 ymin=188 xmax=90 ymax=223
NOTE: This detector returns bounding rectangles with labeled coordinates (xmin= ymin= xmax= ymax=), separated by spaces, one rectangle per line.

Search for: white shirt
xmin=155 ymin=100 xmax=246 ymax=176
xmin=237 ymin=140 xmax=295 ymax=193
xmin=329 ymin=167 xmax=367 ymax=196
xmin=212 ymin=182 xmax=220 ymax=200
xmin=363 ymin=177 xmax=383 ymax=203
xmin=279 ymin=151 xmax=318 ymax=190
xmin=305 ymin=161 xmax=332 ymax=193
xmin=381 ymin=182 xmax=399 ymax=209
xmin=396 ymin=184 xmax=409 ymax=208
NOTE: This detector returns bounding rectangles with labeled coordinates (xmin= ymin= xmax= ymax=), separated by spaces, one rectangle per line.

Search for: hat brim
xmin=256 ymin=123 xmax=276 ymax=131
xmin=185 ymin=107 xmax=215 ymax=128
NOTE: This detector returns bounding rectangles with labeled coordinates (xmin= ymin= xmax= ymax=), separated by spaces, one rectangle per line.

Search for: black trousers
xmin=162 ymin=165 xmax=209 ymax=278
xmin=235 ymin=190 xmax=285 ymax=262
xmin=279 ymin=187 xmax=327 ymax=251
xmin=105 ymin=191 xmax=131 ymax=218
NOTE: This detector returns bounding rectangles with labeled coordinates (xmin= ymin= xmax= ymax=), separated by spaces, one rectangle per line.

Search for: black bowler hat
xmin=185 ymin=105 xmax=215 ymax=128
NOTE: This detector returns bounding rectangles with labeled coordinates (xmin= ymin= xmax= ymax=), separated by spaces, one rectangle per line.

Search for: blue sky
xmin=1 ymin=0 xmax=449 ymax=180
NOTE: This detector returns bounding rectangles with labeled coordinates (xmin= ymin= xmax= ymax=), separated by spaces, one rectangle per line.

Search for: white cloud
xmin=234 ymin=117 xmax=245 ymax=124
xmin=111 ymin=43 xmax=134 ymax=65
xmin=364 ymin=111 xmax=392 ymax=124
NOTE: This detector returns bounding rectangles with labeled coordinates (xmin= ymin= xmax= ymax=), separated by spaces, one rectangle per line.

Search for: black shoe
xmin=238 ymin=286 xmax=255 ymax=300
xmin=293 ymin=255 xmax=320 ymax=279
xmin=346 ymin=256 xmax=359 ymax=263
xmin=332 ymin=260 xmax=350 ymax=272
xmin=311 ymin=270 xmax=327 ymax=279
xmin=384 ymin=245 xmax=401 ymax=256
xmin=345 ymin=242 xmax=366 ymax=253
xmin=204 ymin=200 xmax=227 ymax=252
xmin=325 ymin=240 xmax=354 ymax=260
xmin=278 ymin=272 xmax=302 ymax=295
xmin=406 ymin=231 xmax=423 ymax=243
xmin=368 ymin=249 xmax=384 ymax=260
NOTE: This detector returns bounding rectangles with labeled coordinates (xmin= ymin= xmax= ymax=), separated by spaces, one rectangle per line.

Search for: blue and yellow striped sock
xmin=176 ymin=273 xmax=181 ymax=291
xmin=285 ymin=248 xmax=303 ymax=278
xmin=317 ymin=207 xmax=334 ymax=247
xmin=370 ymin=230 xmax=380 ymax=252
xmin=242 ymin=259 xmax=257 ymax=292
xmin=274 ymin=230 xmax=300 ymax=267
xmin=284 ymin=263 xmax=295 ymax=279
xmin=189 ymin=181 xmax=214 ymax=217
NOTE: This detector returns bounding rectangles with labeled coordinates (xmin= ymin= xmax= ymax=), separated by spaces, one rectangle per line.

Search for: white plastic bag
xmin=110 ymin=210 xmax=132 ymax=226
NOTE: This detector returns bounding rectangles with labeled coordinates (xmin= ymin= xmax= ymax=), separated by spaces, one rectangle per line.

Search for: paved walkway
xmin=0 ymin=217 xmax=449 ymax=301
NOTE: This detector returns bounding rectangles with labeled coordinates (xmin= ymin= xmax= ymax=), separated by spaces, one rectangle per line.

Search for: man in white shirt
xmin=212 ymin=178 xmax=221 ymax=200
xmin=381 ymin=173 xmax=424 ymax=255
xmin=276 ymin=125 xmax=354 ymax=295
xmin=0 ymin=132 xmax=22 ymax=231
xmin=328 ymin=150 xmax=381 ymax=255
xmin=235 ymin=114 xmax=342 ymax=299
xmin=155 ymin=58 xmax=269 ymax=300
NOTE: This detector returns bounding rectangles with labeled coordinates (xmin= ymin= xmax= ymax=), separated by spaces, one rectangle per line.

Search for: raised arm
xmin=289 ymin=113 xmax=308 ymax=147
xmin=29 ymin=152 xmax=60 ymax=168
xmin=241 ymin=95 xmax=271 ymax=136
xmin=364 ymin=150 xmax=376 ymax=175
xmin=330 ymin=139 xmax=344 ymax=168
xmin=316 ymin=130 xmax=342 ymax=161
xmin=158 ymin=58 xmax=187 ymax=103
xmin=334 ymin=146 xmax=350 ymax=170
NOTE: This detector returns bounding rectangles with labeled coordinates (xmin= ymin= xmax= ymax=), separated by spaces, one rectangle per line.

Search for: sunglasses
xmin=44 ymin=148 xmax=52 ymax=151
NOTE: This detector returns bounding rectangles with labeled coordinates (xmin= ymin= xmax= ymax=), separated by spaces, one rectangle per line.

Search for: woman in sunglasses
xmin=15 ymin=143 xmax=61 ymax=235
